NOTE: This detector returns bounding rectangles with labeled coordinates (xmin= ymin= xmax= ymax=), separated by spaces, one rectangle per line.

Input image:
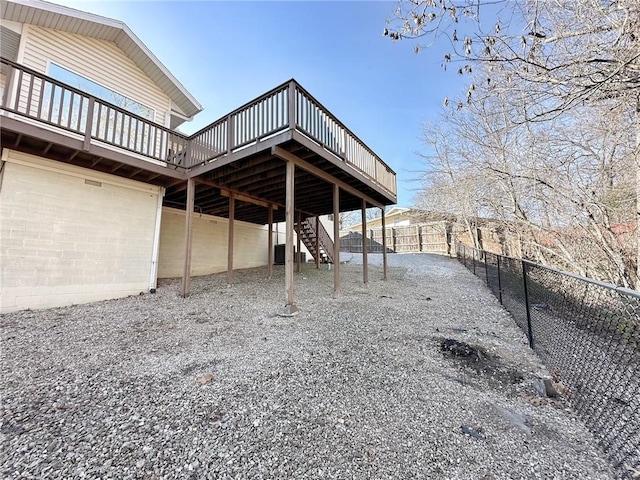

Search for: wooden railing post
xmin=1 ymin=63 xmax=13 ymax=108
xmin=226 ymin=113 xmax=234 ymax=155
xmin=83 ymin=97 xmax=95 ymax=151
xmin=288 ymin=81 xmax=296 ymax=130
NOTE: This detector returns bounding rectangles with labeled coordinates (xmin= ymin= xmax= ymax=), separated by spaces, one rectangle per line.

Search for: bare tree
xmin=387 ymin=0 xmax=640 ymax=287
xmin=417 ymin=77 xmax=637 ymax=286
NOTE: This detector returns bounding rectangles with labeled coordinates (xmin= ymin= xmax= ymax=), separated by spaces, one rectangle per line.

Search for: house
xmin=343 ymin=206 xmax=412 ymax=231
xmin=0 ymin=0 xmax=397 ymax=313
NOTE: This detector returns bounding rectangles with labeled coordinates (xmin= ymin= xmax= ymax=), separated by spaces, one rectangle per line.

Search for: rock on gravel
xmin=0 ymin=253 xmax=616 ymax=479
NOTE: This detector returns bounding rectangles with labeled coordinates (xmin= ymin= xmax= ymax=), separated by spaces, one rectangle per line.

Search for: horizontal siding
xmin=0 ymin=150 xmax=160 ymax=313
xmin=21 ymin=25 xmax=171 ymax=125
xmin=158 ymin=208 xmax=269 ymax=278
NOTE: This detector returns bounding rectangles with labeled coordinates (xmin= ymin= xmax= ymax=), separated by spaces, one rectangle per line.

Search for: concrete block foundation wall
xmin=157 ymin=207 xmax=269 ymax=278
xmin=0 ymin=150 xmax=161 ymax=313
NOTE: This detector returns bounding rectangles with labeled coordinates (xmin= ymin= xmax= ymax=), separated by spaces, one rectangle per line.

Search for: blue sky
xmin=55 ymin=0 xmax=468 ymax=206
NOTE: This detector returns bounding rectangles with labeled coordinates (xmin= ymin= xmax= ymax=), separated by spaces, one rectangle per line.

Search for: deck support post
xmin=267 ymin=204 xmax=274 ymax=278
xmin=315 ymin=216 xmax=320 ymax=269
xmin=227 ymin=192 xmax=235 ymax=284
xmin=296 ymin=211 xmax=302 ymax=273
xmin=361 ymin=199 xmax=368 ymax=285
xmin=333 ymin=184 xmax=340 ymax=293
xmin=180 ymin=178 xmax=195 ymax=297
xmin=381 ymin=206 xmax=388 ymax=280
xmin=282 ymin=160 xmax=298 ymax=315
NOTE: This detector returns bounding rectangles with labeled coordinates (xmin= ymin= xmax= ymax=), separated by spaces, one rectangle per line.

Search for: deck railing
xmin=0 ymin=58 xmax=190 ymax=167
xmin=293 ymin=83 xmax=396 ymax=196
xmin=1 ymin=58 xmax=396 ymax=196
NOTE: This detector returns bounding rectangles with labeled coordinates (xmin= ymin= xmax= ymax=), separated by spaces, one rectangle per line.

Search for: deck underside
xmin=1 ymin=122 xmax=395 ymax=224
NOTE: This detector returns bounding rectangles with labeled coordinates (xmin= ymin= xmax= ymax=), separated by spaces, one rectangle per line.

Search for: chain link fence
xmin=456 ymin=243 xmax=640 ymax=479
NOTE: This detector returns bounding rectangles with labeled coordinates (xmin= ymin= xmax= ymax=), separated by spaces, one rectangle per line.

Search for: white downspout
xmin=149 ymin=187 xmax=165 ymax=292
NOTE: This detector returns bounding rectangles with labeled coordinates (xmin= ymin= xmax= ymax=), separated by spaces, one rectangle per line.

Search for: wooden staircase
xmin=295 ymin=217 xmax=334 ymax=264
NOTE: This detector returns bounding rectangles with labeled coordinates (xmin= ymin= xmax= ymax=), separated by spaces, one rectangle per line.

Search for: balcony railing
xmin=0 ymin=58 xmax=190 ymax=166
xmin=0 ymin=57 xmax=396 ymax=196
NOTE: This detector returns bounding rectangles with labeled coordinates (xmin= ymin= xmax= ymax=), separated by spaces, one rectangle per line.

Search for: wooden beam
xmin=333 ymin=184 xmax=340 ymax=292
xmin=188 ymin=129 xmax=293 ymax=178
xmin=268 ymin=204 xmax=274 ymax=278
xmin=315 ymin=216 xmax=320 ymax=269
xmin=290 ymin=131 xmax=396 ymax=203
xmin=220 ymin=188 xmax=276 ymax=210
xmin=381 ymin=206 xmax=388 ymax=280
xmin=296 ymin=211 xmax=302 ymax=273
xmin=271 ymin=146 xmax=384 ymax=209
xmin=285 ymin=160 xmax=295 ymax=307
xmin=128 ymin=168 xmax=144 ymax=178
xmin=362 ymin=199 xmax=368 ymax=285
xmin=228 ymin=164 xmax=283 ymax=189
xmin=196 ymin=177 xmax=283 ymax=213
xmin=207 ymin=155 xmax=279 ymax=183
xmin=164 ymin=178 xmax=187 ymax=190
xmin=180 ymin=178 xmax=195 ymax=297
xmin=227 ymin=192 xmax=235 ymax=284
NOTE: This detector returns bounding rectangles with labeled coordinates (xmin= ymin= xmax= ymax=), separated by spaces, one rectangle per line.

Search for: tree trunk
xmin=636 ymin=95 xmax=639 ymax=290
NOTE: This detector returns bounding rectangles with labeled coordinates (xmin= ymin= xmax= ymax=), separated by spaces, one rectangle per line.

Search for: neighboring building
xmin=343 ymin=206 xmax=412 ymax=232
xmin=0 ymin=0 xmax=396 ymax=313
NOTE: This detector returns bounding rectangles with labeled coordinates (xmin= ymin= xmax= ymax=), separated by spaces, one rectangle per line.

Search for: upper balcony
xmin=0 ymin=57 xmax=396 ymax=223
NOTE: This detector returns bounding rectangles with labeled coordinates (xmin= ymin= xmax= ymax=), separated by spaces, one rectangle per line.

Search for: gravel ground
xmin=0 ymin=253 xmax=616 ymax=479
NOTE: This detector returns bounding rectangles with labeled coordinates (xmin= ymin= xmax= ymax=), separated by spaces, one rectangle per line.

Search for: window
xmin=40 ymin=63 xmax=163 ymax=157
xmin=48 ymin=63 xmax=155 ymax=121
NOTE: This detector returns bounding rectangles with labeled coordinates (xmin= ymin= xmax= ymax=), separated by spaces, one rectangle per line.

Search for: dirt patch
xmin=439 ymin=337 xmax=525 ymax=391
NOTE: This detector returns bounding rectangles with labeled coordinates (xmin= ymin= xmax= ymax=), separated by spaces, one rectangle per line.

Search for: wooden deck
xmin=0 ymin=57 xmax=396 ymax=225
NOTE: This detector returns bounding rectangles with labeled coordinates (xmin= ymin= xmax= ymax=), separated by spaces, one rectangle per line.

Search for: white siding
xmin=20 ymin=25 xmax=171 ymax=125
xmin=158 ymin=208 xmax=268 ymax=278
xmin=0 ymin=150 xmax=161 ymax=313
xmin=0 ymin=70 xmax=5 ymax=102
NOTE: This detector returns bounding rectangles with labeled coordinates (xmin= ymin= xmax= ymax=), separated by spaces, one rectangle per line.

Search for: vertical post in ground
xmin=296 ymin=211 xmax=302 ymax=273
xmin=227 ymin=192 xmax=235 ymax=284
xmin=361 ymin=199 xmax=368 ymax=284
xmin=381 ymin=206 xmax=388 ymax=280
xmin=522 ymin=260 xmax=534 ymax=349
xmin=497 ymin=255 xmax=503 ymax=305
xmin=472 ymin=247 xmax=476 ymax=274
xmin=315 ymin=216 xmax=320 ymax=269
xmin=333 ymin=184 xmax=340 ymax=292
xmin=484 ymin=251 xmax=490 ymax=287
xmin=180 ymin=178 xmax=195 ymax=297
xmin=267 ymin=203 xmax=274 ymax=278
xmin=285 ymin=161 xmax=296 ymax=310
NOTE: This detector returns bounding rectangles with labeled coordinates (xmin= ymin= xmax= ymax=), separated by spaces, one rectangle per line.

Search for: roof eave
xmin=1 ymin=0 xmax=203 ymax=118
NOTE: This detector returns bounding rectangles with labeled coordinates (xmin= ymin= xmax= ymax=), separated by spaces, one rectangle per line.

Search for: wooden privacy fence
xmin=340 ymin=222 xmax=451 ymax=254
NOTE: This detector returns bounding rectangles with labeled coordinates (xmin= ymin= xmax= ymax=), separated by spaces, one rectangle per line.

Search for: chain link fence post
xmin=484 ymin=251 xmax=490 ymax=286
xmin=496 ymin=255 xmax=503 ymax=305
xmin=521 ymin=260 xmax=534 ymax=349
xmin=472 ymin=248 xmax=476 ymax=274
